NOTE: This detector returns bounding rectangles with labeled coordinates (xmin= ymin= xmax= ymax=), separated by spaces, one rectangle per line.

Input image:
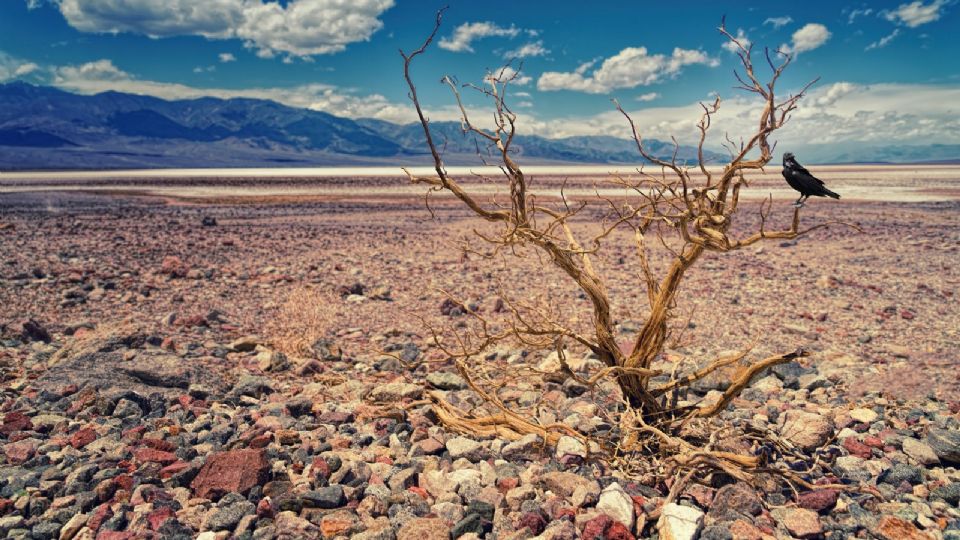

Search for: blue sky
xmin=1 ymin=0 xmax=958 ymax=154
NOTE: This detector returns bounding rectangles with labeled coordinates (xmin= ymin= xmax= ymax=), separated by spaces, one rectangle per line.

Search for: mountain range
xmin=0 ymin=82 xmax=722 ymax=170
xmin=0 ymin=82 xmax=954 ymax=170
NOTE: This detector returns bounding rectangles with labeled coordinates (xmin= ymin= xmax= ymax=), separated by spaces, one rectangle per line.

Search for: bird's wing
xmin=793 ymin=166 xmax=824 ymax=185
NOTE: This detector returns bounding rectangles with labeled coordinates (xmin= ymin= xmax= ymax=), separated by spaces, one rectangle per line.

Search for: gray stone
xmin=931 ymin=482 xmax=960 ymax=505
xmin=833 ymin=456 xmax=873 ymax=482
xmin=426 ymin=371 xmax=466 ymax=391
xmin=878 ymin=463 xmax=922 ymax=485
xmin=207 ymin=500 xmax=255 ymax=531
xmin=230 ymin=375 xmax=273 ymax=398
xmin=926 ymin=429 xmax=960 ymax=463
xmin=302 ymin=486 xmax=345 ymax=509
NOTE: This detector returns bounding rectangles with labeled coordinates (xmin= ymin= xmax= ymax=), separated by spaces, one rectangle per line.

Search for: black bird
xmin=782 ymin=152 xmax=840 ymax=207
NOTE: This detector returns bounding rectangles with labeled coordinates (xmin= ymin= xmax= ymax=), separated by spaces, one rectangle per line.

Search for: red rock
xmin=874 ymin=515 xmax=929 ymax=540
xmin=60 ymin=384 xmax=79 ymax=397
xmin=159 ymin=461 xmax=190 ymax=479
xmin=3 ymin=439 xmax=36 ymax=464
xmin=88 ymin=504 xmax=113 ymax=532
xmin=147 ymin=506 xmax=175 ymax=531
xmin=190 ymin=448 xmax=270 ymax=499
xmin=70 ymin=427 xmax=97 ymax=449
xmin=160 ymin=256 xmax=189 ymax=278
xmin=863 ymin=435 xmax=884 ymax=449
xmin=497 ymin=477 xmax=519 ymax=492
xmin=257 ymin=497 xmax=275 ymax=518
xmin=0 ymin=498 xmax=13 ymax=514
xmin=901 ymin=310 xmax=915 ymax=320
xmin=133 ymin=448 xmax=177 ymax=464
xmin=729 ymin=519 xmax=764 ymax=540
xmin=141 ymin=438 xmax=175 ymax=452
xmin=518 ymin=512 xmax=546 ymax=535
xmin=843 ymin=437 xmax=873 ymax=459
xmin=581 ymin=514 xmax=612 ymax=539
xmin=249 ymin=433 xmax=272 ymax=449
xmin=312 ymin=457 xmax=331 ymax=480
xmin=605 ymin=521 xmax=635 ymax=540
xmin=0 ymin=411 xmax=33 ymax=435
xmin=113 ymin=475 xmax=134 ymax=491
xmin=407 ymin=486 xmax=429 ymax=500
xmin=797 ymin=489 xmax=839 ymax=512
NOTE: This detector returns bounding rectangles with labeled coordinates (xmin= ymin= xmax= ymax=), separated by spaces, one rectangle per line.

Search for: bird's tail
xmin=824 ymin=188 xmax=840 ymax=199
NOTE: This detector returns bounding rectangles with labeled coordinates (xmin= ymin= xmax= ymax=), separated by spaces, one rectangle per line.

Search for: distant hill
xmin=0 ymin=82 xmax=722 ymax=170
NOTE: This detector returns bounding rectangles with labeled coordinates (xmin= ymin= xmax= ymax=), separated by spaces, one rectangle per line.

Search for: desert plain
xmin=0 ymin=164 xmax=958 ymax=539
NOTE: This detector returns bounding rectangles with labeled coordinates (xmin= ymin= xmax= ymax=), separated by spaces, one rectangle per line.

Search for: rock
xmin=931 ymin=482 xmax=960 ymax=505
xmin=539 ymin=471 xmax=595 ymax=499
xmin=17 ymin=319 xmax=51 ymax=343
xmin=926 ymin=428 xmax=960 ymax=463
xmin=396 ymin=518 xmax=449 ymax=540
xmin=369 ymin=382 xmax=423 ymax=402
xmin=771 ymin=508 xmax=822 ymax=539
xmin=501 ymin=433 xmax=543 ymax=460
xmin=901 ymin=438 xmax=940 ymax=466
xmin=425 ymin=371 xmax=466 ymax=390
xmin=597 ymin=482 xmax=634 ymax=530
xmin=797 ymin=489 xmax=839 ymax=513
xmin=229 ymin=336 xmax=260 ymax=352
xmin=710 ymin=483 xmax=762 ymax=518
xmin=555 ymin=436 xmax=587 ymax=461
xmin=779 ymin=411 xmax=834 ymax=450
xmin=310 ymin=338 xmax=341 ymax=361
xmin=878 ymin=463 xmax=922 ymax=485
xmin=201 ymin=216 xmax=217 ymax=227
xmin=3 ymin=439 xmax=37 ymax=464
xmin=207 ymin=500 xmax=255 ymax=531
xmin=833 ymin=455 xmax=872 ymax=482
xmin=230 ymin=375 xmax=273 ymax=399
xmin=191 ymin=449 xmax=271 ymax=499
xmin=658 ymin=503 xmax=704 ymax=540
xmin=302 ymin=486 xmax=345 ymax=509
xmin=872 ymin=515 xmax=931 ymax=540
xmin=160 ymin=256 xmax=189 ymax=278
xmin=257 ymin=350 xmax=290 ymax=372
xmin=842 ymin=437 xmax=873 ymax=459
xmin=59 ymin=512 xmax=87 ymax=540
xmin=446 ymin=437 xmax=486 ymax=461
xmin=848 ymin=408 xmax=879 ymax=424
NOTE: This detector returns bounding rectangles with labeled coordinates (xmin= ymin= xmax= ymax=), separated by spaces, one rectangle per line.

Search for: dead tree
xmin=400 ymin=11 xmax=859 ymax=478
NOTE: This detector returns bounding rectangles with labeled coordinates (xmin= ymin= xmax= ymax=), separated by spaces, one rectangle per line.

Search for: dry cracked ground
xmin=0 ymin=174 xmax=958 ymax=540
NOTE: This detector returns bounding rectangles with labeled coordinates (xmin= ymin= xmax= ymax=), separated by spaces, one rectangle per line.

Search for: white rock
xmin=555 ymin=436 xmax=587 ymax=460
xmin=849 ymin=408 xmax=879 ymax=424
xmin=597 ymin=482 xmax=635 ymax=529
xmin=657 ymin=503 xmax=704 ymax=540
xmin=902 ymin=437 xmax=940 ymax=466
xmin=779 ymin=410 xmax=834 ymax=451
xmin=446 ymin=437 xmax=486 ymax=461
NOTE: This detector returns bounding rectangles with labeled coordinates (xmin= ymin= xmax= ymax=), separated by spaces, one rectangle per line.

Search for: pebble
xmin=596 ymin=482 xmax=634 ymax=529
xmin=779 ymin=411 xmax=834 ymax=450
xmin=658 ymin=503 xmax=704 ymax=540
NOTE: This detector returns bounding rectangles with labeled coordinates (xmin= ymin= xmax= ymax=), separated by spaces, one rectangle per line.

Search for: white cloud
xmin=0 ymin=51 xmax=40 ymax=81
xmin=494 ymin=66 xmax=531 ymax=86
xmin=518 ymin=82 xmax=960 ymax=159
xmin=783 ymin=23 xmax=831 ymax=55
xmin=763 ymin=16 xmax=793 ymax=28
xmin=50 ymin=0 xmax=394 ymax=59
xmin=846 ymin=8 xmax=874 ymax=23
xmin=884 ymin=0 xmax=950 ymax=27
xmin=635 ymin=92 xmax=660 ymax=102
xmin=866 ymin=28 xmax=901 ymax=50
xmin=193 ymin=65 xmax=216 ymax=73
xmin=537 ymin=46 xmax=718 ymax=94
xmin=438 ymin=21 xmax=521 ymax=53
xmin=722 ymin=29 xmax=751 ymax=53
xmin=14 ymin=62 xmax=40 ymax=77
xmin=219 ymin=52 xmax=236 ymax=63
xmin=26 ymin=0 xmax=43 ymax=8
xmin=504 ymin=40 xmax=549 ymax=59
